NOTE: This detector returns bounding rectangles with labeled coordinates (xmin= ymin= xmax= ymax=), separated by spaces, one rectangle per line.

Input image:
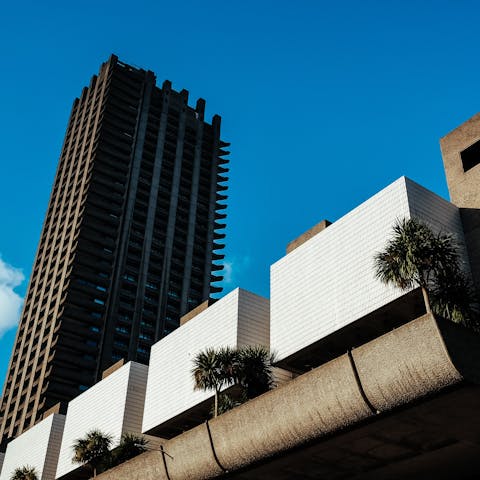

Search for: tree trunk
xmin=214 ymin=389 xmax=218 ymax=418
xmin=422 ymin=286 xmax=432 ymax=314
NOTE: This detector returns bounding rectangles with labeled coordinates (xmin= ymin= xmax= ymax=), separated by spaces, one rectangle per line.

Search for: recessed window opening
xmin=460 ymin=140 xmax=480 ymax=172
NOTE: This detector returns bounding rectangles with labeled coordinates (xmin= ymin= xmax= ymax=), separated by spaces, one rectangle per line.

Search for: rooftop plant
xmin=71 ymin=430 xmax=150 ymax=476
xmin=72 ymin=429 xmax=112 ymax=478
xmin=374 ymin=217 xmax=478 ymax=326
xmin=192 ymin=345 xmax=276 ymax=417
xmin=10 ymin=466 xmax=39 ymax=480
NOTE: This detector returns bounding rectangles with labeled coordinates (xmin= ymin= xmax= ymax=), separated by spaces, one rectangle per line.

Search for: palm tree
xmin=192 ymin=345 xmax=275 ymax=417
xmin=10 ymin=466 xmax=38 ymax=480
xmin=72 ymin=429 xmax=112 ymax=478
xmin=192 ymin=346 xmax=238 ymax=417
xmin=375 ymin=217 xmax=477 ymax=324
xmin=111 ymin=433 xmax=149 ymax=466
xmin=431 ymin=267 xmax=478 ymax=325
xmin=237 ymin=345 xmax=276 ymax=399
xmin=216 ymin=393 xmax=241 ymax=416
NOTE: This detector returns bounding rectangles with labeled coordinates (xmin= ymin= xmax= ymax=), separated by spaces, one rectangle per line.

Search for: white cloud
xmin=221 ymin=255 xmax=252 ymax=287
xmin=223 ymin=260 xmax=233 ymax=284
xmin=0 ymin=256 xmax=24 ymax=338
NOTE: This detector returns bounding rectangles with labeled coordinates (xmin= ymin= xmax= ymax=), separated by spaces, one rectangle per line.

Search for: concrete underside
xmin=97 ymin=313 xmax=480 ymax=480
xmin=227 ymin=384 xmax=480 ymax=479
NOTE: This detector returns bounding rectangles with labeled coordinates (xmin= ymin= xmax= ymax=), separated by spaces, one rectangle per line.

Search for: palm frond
xmin=10 ymin=466 xmax=39 ymax=480
xmin=112 ymin=433 xmax=149 ymax=465
xmin=71 ymin=429 xmax=113 ymax=475
xmin=238 ymin=345 xmax=276 ymax=399
xmin=375 ymin=217 xmax=477 ymax=325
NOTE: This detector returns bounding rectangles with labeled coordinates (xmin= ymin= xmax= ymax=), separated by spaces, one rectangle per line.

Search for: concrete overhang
xmin=97 ymin=313 xmax=480 ymax=479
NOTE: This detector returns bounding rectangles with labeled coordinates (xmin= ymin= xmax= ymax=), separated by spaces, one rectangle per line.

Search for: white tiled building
xmin=270 ymin=177 xmax=469 ymax=363
xmin=0 ymin=413 xmax=65 ymax=480
xmin=142 ymin=288 xmax=270 ymax=436
xmin=56 ymin=362 xmax=148 ymax=478
xmin=0 ymin=176 xmax=470 ymax=478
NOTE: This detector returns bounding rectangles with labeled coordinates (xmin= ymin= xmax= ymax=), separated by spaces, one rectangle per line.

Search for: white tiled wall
xmin=55 ymin=362 xmax=148 ymax=478
xmin=270 ymin=177 xmax=468 ymax=362
xmin=142 ymin=288 xmax=270 ymax=434
xmin=0 ymin=413 xmax=65 ymax=480
xmin=405 ymin=179 xmax=467 ymax=252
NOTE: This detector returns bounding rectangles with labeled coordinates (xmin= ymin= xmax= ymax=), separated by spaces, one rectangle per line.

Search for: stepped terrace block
xmin=271 ymin=177 xmax=470 ymax=371
xmin=142 ymin=288 xmax=270 ymax=438
xmin=0 ymin=413 xmax=65 ymax=480
xmin=56 ymin=362 xmax=148 ymax=479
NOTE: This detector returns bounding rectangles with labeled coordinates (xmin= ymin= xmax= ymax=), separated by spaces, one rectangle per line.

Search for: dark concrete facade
xmin=0 ymin=55 xmax=228 ymax=446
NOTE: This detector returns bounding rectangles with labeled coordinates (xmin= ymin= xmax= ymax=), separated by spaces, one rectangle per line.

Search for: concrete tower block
xmin=440 ymin=114 xmax=480 ymax=293
xmin=142 ymin=288 xmax=270 ymax=438
xmin=55 ymin=362 xmax=149 ymax=479
xmin=270 ymin=177 xmax=468 ymax=369
xmin=0 ymin=413 xmax=65 ymax=480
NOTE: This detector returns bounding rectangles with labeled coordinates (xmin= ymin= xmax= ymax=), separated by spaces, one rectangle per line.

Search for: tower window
xmin=460 ymin=140 xmax=480 ymax=172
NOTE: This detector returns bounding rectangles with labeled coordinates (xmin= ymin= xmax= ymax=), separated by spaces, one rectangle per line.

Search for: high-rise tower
xmin=0 ymin=55 xmax=228 ymax=445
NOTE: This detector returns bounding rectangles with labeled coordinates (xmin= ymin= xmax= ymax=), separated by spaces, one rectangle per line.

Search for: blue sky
xmin=1 ymin=0 xmax=479 ymax=384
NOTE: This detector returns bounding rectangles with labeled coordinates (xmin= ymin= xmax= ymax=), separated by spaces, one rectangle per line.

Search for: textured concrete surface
xmin=352 ymin=314 xmax=466 ymax=412
xmin=440 ymin=113 xmax=480 ymax=209
xmin=164 ymin=423 xmax=224 ymax=479
xmin=96 ymin=313 xmax=480 ymax=480
xmin=440 ymin=113 xmax=480 ymax=297
xmin=227 ymin=385 xmax=480 ymax=479
xmin=209 ymin=354 xmax=371 ymax=472
xmin=96 ymin=451 xmax=166 ymax=480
